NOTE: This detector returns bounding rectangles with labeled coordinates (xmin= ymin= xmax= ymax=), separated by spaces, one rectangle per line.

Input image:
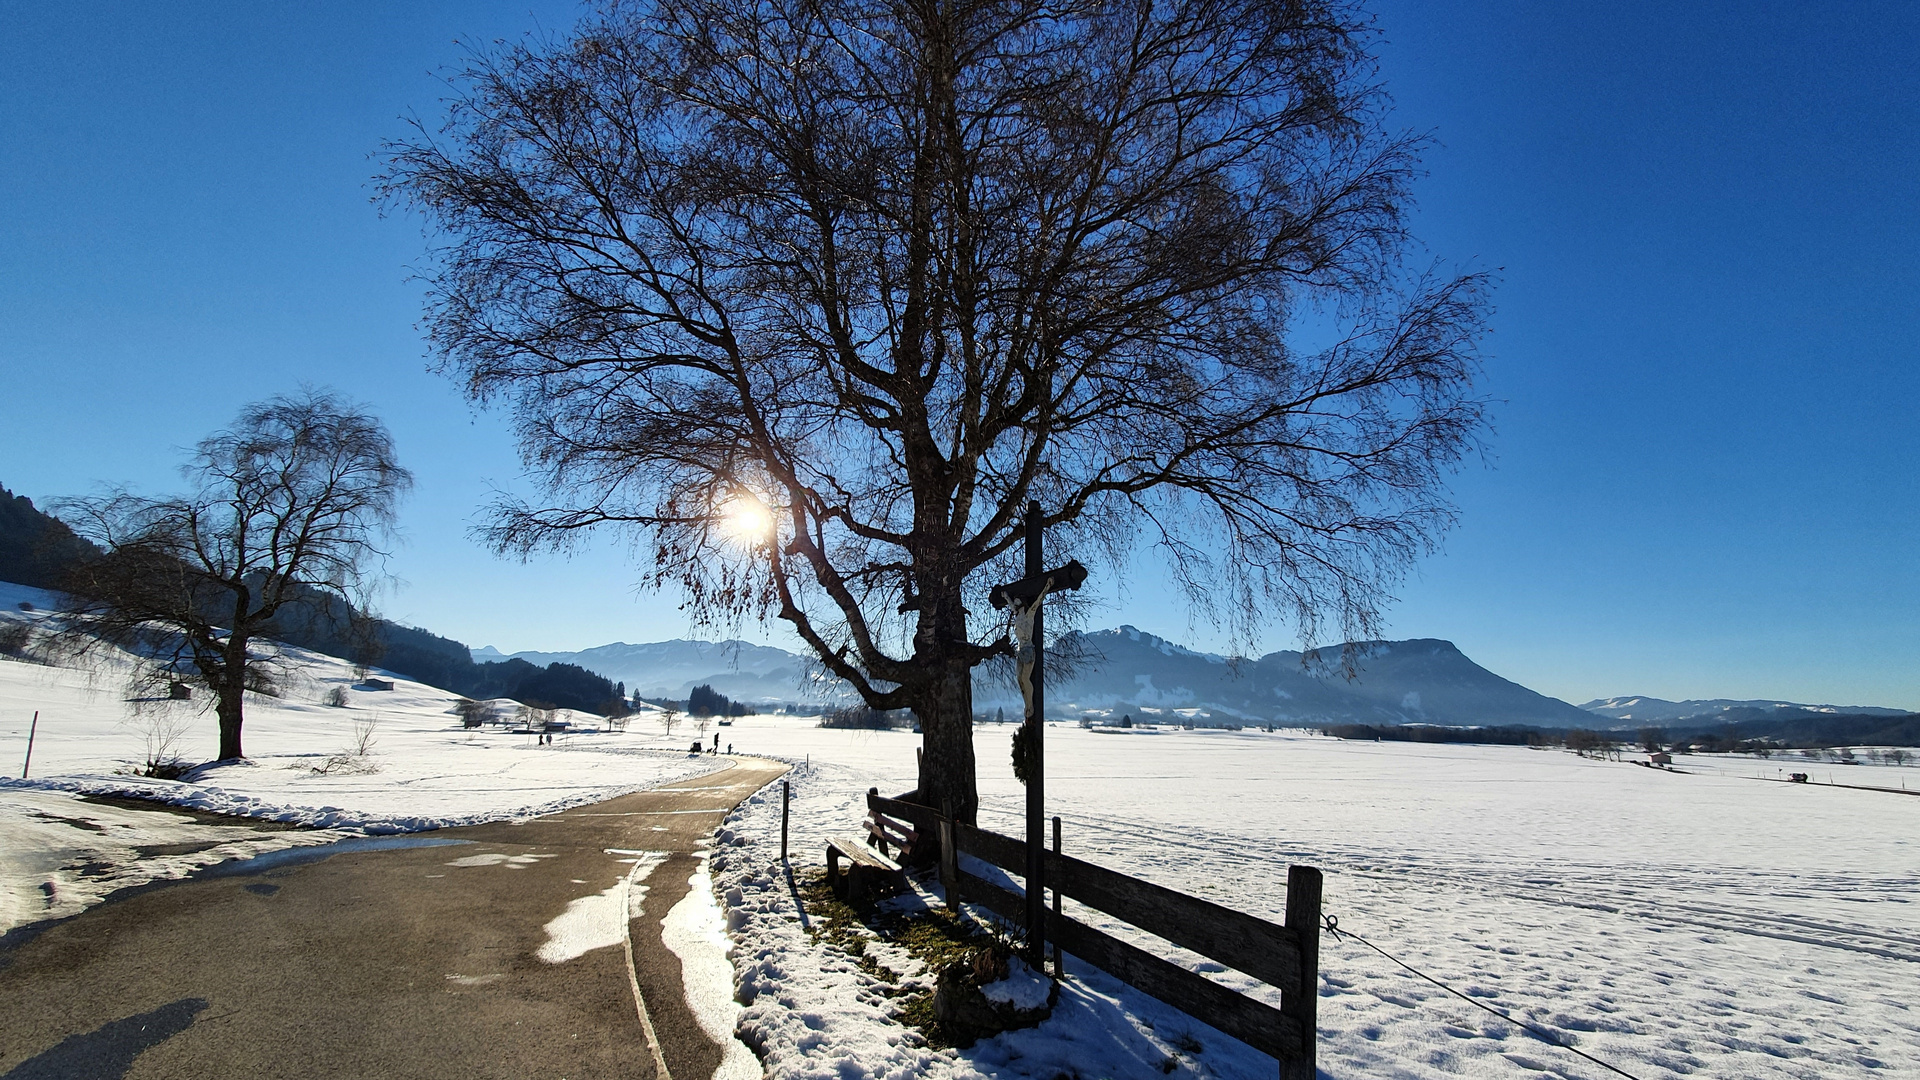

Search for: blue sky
xmin=2 ymin=2 xmax=1915 ymax=709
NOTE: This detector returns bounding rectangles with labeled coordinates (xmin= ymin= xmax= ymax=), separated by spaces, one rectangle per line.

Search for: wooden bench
xmin=863 ymin=796 xmax=922 ymax=863
xmin=823 ymin=790 xmax=935 ymax=903
xmin=825 ymin=835 xmax=904 ymax=904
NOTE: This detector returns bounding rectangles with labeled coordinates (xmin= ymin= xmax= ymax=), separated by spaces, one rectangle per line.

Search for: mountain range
xmin=471 ymin=640 xmax=840 ymax=703
xmin=1579 ymin=695 xmax=1910 ymax=724
xmin=476 ymin=627 xmax=1610 ymax=728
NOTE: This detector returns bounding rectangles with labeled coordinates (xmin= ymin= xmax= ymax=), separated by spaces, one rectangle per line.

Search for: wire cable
xmin=1322 ymin=914 xmax=1648 ymax=1080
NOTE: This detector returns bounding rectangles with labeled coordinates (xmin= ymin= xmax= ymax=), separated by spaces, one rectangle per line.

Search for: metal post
xmin=1051 ymin=814 xmax=1063 ymax=978
xmin=781 ymin=778 xmax=791 ymax=862
xmin=1024 ymin=500 xmax=1046 ymax=967
xmin=22 ymin=711 xmax=38 ymax=779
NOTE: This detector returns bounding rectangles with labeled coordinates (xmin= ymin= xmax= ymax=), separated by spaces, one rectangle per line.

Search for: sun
xmin=721 ymin=497 xmax=775 ymax=543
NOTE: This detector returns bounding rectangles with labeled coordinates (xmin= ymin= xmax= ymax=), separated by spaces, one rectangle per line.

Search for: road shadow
xmin=3 ymin=997 xmax=207 ymax=1080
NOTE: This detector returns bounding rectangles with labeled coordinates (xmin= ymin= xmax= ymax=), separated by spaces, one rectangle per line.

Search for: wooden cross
xmin=987 ymin=558 xmax=1088 ymax=612
xmin=988 ymin=502 xmax=1087 ymax=969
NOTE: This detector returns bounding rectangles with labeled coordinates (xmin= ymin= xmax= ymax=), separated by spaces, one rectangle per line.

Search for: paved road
xmin=0 ymin=757 xmax=787 ymax=1080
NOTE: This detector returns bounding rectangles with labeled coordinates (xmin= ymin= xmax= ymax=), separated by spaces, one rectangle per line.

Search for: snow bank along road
xmin=0 ymin=758 xmax=787 ymax=1080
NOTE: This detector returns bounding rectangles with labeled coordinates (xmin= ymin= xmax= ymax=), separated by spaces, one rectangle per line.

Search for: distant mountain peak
xmin=1091 ymin=625 xmax=1228 ymax=664
xmin=1581 ymin=695 xmax=1908 ymax=723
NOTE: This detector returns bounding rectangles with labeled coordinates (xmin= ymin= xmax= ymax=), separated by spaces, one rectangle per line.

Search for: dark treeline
xmin=1665 ymin=711 xmax=1920 ymax=750
xmin=819 ymin=705 xmax=910 ymax=730
xmin=1 ymin=482 xmax=623 ymax=715
xmin=1329 ymin=712 xmax=1920 ymax=750
xmin=1326 ymin=724 xmax=1550 ymax=746
xmin=687 ymin=683 xmax=750 ymax=718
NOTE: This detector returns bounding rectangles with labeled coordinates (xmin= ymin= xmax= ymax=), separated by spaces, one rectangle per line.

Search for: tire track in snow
xmin=1017 ymin=808 xmax=1920 ymax=965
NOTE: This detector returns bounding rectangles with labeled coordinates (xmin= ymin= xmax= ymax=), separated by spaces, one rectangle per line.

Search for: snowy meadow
xmin=714 ymin=715 xmax=1919 ymax=1080
xmin=4 ymin=573 xmax=1915 ymax=1079
xmin=0 ymin=583 xmax=725 ymax=934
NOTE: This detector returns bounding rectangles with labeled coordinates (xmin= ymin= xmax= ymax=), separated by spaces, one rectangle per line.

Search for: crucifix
xmin=989 ymin=500 xmax=1087 ymax=967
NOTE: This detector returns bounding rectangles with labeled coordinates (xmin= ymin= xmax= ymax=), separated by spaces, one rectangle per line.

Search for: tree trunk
xmin=215 ymin=637 xmax=247 ymax=760
xmin=915 ymin=657 xmax=978 ymax=824
xmin=215 ymin=683 xmax=245 ymax=760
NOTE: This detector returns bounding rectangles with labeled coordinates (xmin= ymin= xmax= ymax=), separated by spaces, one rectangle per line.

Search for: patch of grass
xmin=795 ymin=866 xmax=995 ymax=1048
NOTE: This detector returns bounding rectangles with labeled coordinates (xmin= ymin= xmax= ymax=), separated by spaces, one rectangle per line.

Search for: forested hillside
xmin=0 ymin=485 xmax=100 ymax=590
xmin=0 ymin=480 xmax=623 ymax=714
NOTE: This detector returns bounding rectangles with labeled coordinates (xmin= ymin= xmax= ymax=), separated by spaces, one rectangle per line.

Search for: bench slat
xmin=867 ymin=816 xmax=916 ymax=847
xmin=828 ymin=836 xmax=901 ymax=872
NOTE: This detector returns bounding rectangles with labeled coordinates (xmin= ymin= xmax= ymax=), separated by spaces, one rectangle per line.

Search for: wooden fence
xmin=868 ymin=791 xmax=1321 ymax=1079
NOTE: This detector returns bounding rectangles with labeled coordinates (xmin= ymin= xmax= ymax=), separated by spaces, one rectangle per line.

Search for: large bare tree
xmin=58 ymin=391 xmax=411 ymax=761
xmin=384 ymin=0 xmax=1489 ymax=821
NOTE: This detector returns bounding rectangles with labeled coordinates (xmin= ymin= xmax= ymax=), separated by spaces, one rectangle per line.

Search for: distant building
xmin=1649 ymin=751 xmax=1671 ymax=766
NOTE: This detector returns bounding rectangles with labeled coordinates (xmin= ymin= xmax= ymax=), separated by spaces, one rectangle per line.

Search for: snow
xmin=0 ymin=589 xmax=727 ymax=932
xmin=534 ymin=851 xmax=667 ymax=964
xmin=0 ymin=786 xmax=349 ymax=933
xmin=663 ymin=858 xmax=764 ymax=1080
xmin=980 ymin=956 xmax=1052 ymax=1010
xmin=7 ymin=575 xmax=1915 ymax=1077
xmin=709 ymin=714 xmax=1920 ymax=1080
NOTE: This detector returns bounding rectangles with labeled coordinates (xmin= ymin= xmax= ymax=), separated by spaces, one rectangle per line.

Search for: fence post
xmin=781 ymin=778 xmax=790 ymax=862
xmin=22 ymin=711 xmax=38 ymax=780
xmin=1051 ymin=815 xmax=1063 ymax=978
xmin=1280 ymin=864 xmax=1322 ymax=1080
xmin=939 ymin=801 xmax=958 ymax=912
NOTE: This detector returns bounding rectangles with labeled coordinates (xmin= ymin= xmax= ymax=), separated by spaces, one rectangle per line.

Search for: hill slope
xmin=1581 ymin=695 xmax=1908 ymax=723
xmin=0 ymin=484 xmax=100 ymax=591
xmin=993 ymin=627 xmax=1600 ymax=727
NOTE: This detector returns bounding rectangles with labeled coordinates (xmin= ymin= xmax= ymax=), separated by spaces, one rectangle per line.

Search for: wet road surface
xmin=0 ymin=757 xmax=787 ymax=1080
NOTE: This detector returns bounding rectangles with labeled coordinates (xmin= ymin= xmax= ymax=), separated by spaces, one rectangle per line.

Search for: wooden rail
xmin=868 ymin=792 xmax=1320 ymax=1077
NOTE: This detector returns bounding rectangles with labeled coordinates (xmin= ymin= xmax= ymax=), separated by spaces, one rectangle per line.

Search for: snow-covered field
xmin=6 ymin=576 xmax=1916 ymax=1079
xmin=712 ymin=715 xmax=1920 ymax=1080
xmin=0 ymin=582 xmax=725 ymax=933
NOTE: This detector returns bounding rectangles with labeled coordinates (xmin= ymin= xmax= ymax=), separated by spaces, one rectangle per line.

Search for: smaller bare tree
xmin=657 ymin=702 xmax=681 ymax=741
xmin=56 ymin=390 xmax=410 ymax=761
xmin=350 ymin=713 xmax=380 ymax=757
xmin=121 ymin=705 xmax=195 ymax=779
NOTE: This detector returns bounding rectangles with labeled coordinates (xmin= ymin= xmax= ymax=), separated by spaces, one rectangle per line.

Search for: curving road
xmin=0 ymin=757 xmax=787 ymax=1080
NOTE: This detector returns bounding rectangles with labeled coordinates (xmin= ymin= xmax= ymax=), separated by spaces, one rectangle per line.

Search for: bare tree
xmin=56 ymin=391 xmax=410 ymax=761
xmin=121 ymin=705 xmax=195 ymax=778
xmin=658 ymin=702 xmax=682 ymax=741
xmin=454 ymin=697 xmax=495 ymax=728
xmin=384 ymin=0 xmax=1489 ymax=820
